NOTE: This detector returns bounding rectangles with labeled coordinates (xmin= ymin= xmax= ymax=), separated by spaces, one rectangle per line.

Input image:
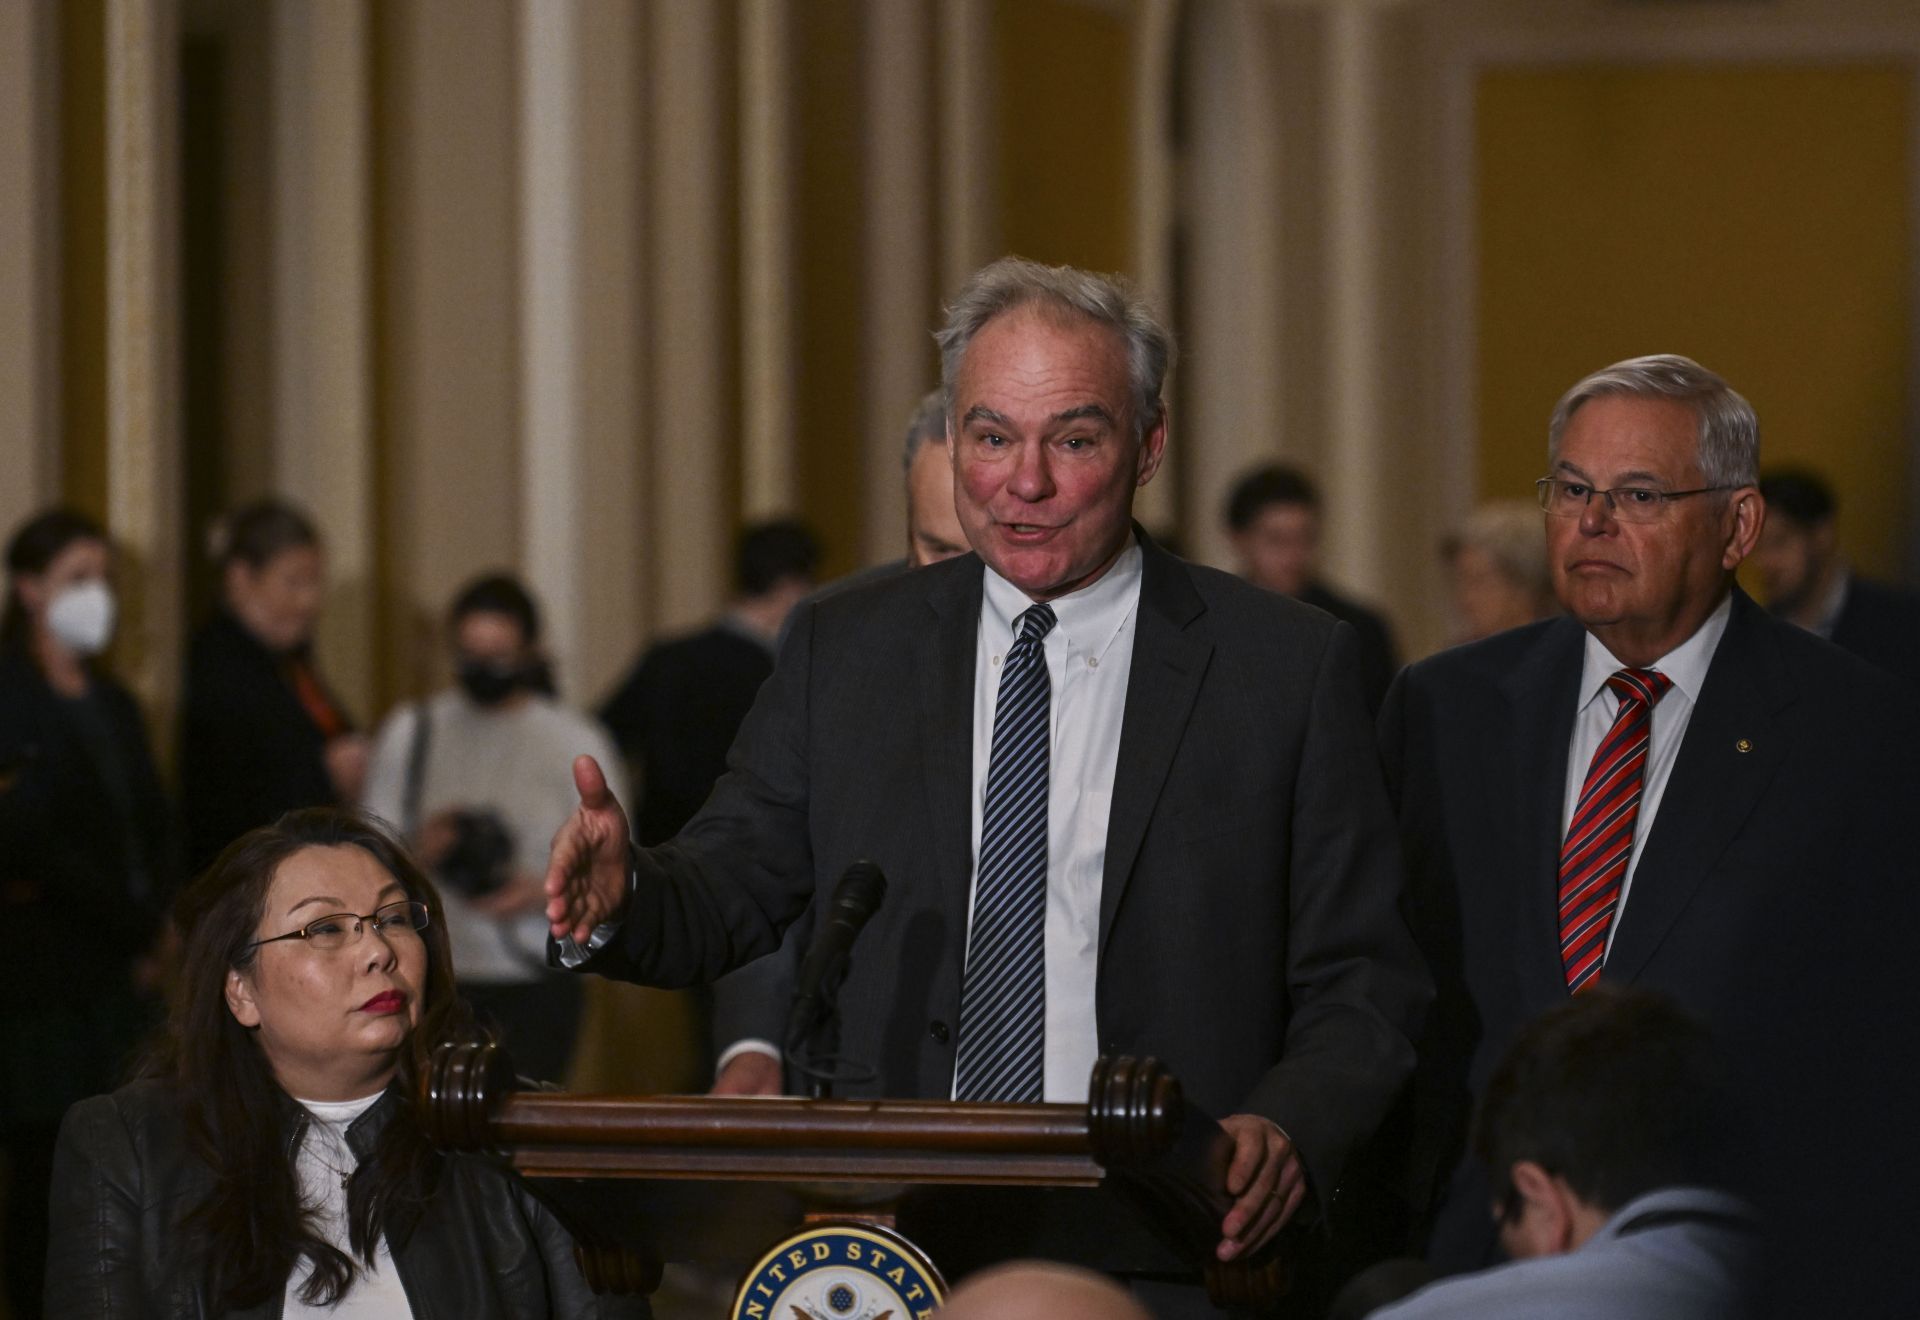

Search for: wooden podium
xmin=421 ymin=1043 xmax=1293 ymax=1312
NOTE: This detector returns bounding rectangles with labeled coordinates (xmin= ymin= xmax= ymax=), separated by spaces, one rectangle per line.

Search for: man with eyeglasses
xmin=1379 ymin=355 xmax=1920 ymax=1315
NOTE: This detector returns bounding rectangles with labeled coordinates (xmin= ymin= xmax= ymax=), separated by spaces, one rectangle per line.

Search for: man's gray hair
xmin=1547 ymin=354 xmax=1759 ymax=489
xmin=900 ymin=388 xmax=947 ymax=470
xmin=935 ymin=256 xmax=1174 ymax=442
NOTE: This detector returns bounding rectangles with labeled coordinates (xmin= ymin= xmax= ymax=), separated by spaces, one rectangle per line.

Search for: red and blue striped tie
xmin=1558 ymin=667 xmax=1674 ymax=992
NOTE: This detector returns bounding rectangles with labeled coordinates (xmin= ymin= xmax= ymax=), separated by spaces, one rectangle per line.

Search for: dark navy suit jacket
xmin=1381 ymin=588 xmax=1920 ymax=1314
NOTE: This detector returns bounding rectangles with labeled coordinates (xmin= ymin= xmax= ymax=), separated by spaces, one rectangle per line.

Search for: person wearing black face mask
xmin=456 ymin=655 xmax=539 ymax=707
xmin=360 ymin=574 xmax=623 ymax=1082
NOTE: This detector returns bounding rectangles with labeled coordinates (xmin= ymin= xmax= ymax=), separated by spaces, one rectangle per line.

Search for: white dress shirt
xmin=1561 ymin=593 xmax=1731 ymax=953
xmin=711 ymin=545 xmax=1145 ymax=1086
xmin=963 ymin=541 xmax=1143 ymax=1102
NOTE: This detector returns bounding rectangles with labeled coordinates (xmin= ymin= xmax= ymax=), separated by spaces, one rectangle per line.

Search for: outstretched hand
xmin=543 ymin=755 xmax=634 ymax=945
xmin=1216 ymin=1114 xmax=1305 ymax=1261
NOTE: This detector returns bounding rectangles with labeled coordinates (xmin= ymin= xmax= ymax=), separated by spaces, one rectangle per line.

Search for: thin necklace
xmin=308 ymin=1125 xmax=356 ymax=1191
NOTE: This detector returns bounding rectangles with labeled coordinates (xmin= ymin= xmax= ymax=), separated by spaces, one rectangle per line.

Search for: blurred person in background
xmin=598 ymin=519 xmax=820 ymax=847
xmin=362 ymin=574 xmax=625 ymax=1084
xmin=0 ymin=508 xmax=175 ymax=1318
xmin=899 ymin=387 xmax=972 ymax=571
xmin=45 ymin=807 xmax=645 ymax=1318
xmin=766 ymin=390 xmax=966 ymax=651
xmin=1225 ymin=462 xmax=1400 ymax=711
xmin=180 ymin=498 xmax=365 ymax=874
xmin=1752 ymin=466 xmax=1920 ymax=689
xmin=1440 ymin=501 xmax=1557 ymax=644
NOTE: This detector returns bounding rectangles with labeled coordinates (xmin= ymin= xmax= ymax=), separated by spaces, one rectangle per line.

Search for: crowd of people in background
xmin=4 ymin=257 xmax=1920 ymax=1320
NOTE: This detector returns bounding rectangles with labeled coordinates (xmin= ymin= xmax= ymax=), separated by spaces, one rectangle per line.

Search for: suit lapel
xmin=1099 ymin=536 xmax=1211 ymax=954
xmin=1501 ymin=618 xmax=1587 ymax=998
xmin=917 ymin=559 xmax=984 ymax=950
xmin=1604 ymin=591 xmax=1794 ymax=983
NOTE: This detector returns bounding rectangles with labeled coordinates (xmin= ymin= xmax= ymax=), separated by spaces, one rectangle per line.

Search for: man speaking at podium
xmin=544 ymin=258 xmax=1428 ymax=1273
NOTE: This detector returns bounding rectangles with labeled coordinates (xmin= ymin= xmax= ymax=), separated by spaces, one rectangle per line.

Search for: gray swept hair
xmin=900 ymin=388 xmax=948 ymax=471
xmin=935 ymin=256 xmax=1174 ymax=443
xmin=1547 ymin=354 xmax=1759 ymax=489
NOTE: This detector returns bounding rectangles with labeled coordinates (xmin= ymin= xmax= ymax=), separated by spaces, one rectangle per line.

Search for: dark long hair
xmin=1 ymin=507 xmax=106 ymax=657
xmin=146 ymin=807 xmax=476 ymax=1310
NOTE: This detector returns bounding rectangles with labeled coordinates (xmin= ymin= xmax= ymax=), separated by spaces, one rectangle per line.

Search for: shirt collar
xmin=1590 ymin=1186 xmax=1757 ymax=1246
xmin=1577 ymin=590 xmax=1732 ymax=712
xmin=982 ymin=536 xmax=1144 ymax=653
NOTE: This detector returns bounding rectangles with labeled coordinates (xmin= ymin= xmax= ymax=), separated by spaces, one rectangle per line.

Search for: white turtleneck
xmin=283 ymin=1092 xmax=414 ymax=1318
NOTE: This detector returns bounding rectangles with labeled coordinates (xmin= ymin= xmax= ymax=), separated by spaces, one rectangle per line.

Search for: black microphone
xmin=785 ymin=860 xmax=888 ymax=1071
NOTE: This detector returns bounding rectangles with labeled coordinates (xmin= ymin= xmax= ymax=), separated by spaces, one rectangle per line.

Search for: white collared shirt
xmin=962 ymin=541 xmax=1143 ymax=1101
xmin=1561 ymin=593 xmax=1732 ymax=952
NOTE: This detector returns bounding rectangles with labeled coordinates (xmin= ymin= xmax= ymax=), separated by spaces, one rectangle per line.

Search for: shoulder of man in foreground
xmin=800 ymin=549 xmax=982 ymax=634
xmin=1759 ymin=587 xmax=1920 ymax=707
xmin=1397 ymin=614 xmax=1571 ymax=692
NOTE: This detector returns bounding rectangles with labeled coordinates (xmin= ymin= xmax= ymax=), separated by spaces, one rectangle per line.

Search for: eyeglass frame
xmin=235 ymin=899 xmax=430 ymax=961
xmin=1534 ymin=476 xmax=1734 ymax=522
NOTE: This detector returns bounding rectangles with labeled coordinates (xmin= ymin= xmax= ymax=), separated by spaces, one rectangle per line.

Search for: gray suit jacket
xmin=580 ymin=535 xmax=1429 ymax=1202
xmin=1374 ymin=1188 xmax=1755 ymax=1320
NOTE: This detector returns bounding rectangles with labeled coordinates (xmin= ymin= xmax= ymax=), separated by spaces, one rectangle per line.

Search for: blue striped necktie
xmin=954 ymin=601 xmax=1057 ymax=1102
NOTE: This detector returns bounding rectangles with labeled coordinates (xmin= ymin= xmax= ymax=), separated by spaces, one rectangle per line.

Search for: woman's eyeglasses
xmin=237 ymin=900 xmax=429 ymax=958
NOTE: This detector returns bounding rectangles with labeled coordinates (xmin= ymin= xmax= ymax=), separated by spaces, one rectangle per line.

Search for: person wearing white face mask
xmin=0 ymin=507 xmax=176 ymax=1318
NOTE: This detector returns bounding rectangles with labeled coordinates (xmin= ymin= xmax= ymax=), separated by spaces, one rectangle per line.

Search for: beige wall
xmin=1 ymin=0 xmax=1918 ymax=748
xmin=373 ymin=0 xmax=524 ymax=707
xmin=1477 ymin=63 xmax=1911 ymax=582
xmin=1 ymin=0 xmax=1915 ymax=1106
xmin=0 ymin=0 xmax=62 ymax=538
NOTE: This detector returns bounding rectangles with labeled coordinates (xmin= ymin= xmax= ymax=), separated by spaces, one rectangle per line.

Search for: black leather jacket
xmin=44 ymin=1080 xmax=651 ymax=1320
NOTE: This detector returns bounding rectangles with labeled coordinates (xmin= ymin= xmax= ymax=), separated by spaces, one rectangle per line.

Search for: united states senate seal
xmin=731 ymin=1222 xmax=946 ymax=1320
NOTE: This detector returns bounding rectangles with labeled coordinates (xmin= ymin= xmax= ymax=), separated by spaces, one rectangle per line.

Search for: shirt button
xmin=928 ymin=1020 xmax=951 ymax=1044
xmin=992 ymin=655 xmax=1002 ymax=667
xmin=1087 ymin=656 xmax=1100 ymax=669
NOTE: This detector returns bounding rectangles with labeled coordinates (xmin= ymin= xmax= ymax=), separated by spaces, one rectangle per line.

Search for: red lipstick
xmin=360 ymin=990 xmax=406 ymax=1014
